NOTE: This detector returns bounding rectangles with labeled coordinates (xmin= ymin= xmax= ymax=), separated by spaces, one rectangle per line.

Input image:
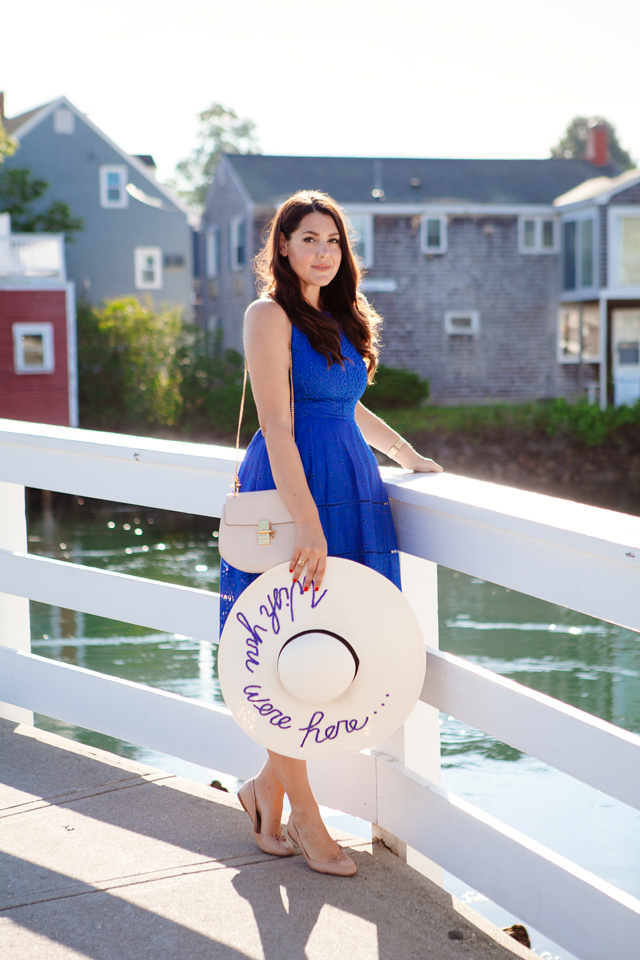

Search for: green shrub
xmin=77 ymin=297 xmax=183 ymax=428
xmin=366 ymin=365 xmax=430 ymax=410
xmin=77 ymin=298 xmax=259 ymax=438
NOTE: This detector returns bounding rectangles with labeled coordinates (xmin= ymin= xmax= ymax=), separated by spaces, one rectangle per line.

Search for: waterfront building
xmin=0 ymin=212 xmax=77 ymax=427
xmin=200 ymin=130 xmax=640 ymax=406
xmin=554 ymin=167 xmax=640 ymax=407
xmin=1 ymin=94 xmax=195 ymax=317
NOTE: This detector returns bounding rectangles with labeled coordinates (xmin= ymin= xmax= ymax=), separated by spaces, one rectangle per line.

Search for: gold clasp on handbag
xmin=257 ymin=519 xmax=275 ymax=545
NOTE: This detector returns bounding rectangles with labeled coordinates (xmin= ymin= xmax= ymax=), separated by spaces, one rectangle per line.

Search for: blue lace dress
xmin=219 ymin=323 xmax=402 ymax=634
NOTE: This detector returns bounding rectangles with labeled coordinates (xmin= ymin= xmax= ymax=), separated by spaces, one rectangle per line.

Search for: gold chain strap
xmin=233 ymin=339 xmax=294 ymax=494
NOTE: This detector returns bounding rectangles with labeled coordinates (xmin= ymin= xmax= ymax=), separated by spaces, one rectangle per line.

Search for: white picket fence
xmin=1 ymin=416 xmax=640 ymax=960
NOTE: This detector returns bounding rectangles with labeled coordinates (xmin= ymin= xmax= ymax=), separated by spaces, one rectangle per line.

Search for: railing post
xmin=0 ymin=481 xmax=32 ymax=724
xmin=373 ymin=552 xmax=442 ymax=885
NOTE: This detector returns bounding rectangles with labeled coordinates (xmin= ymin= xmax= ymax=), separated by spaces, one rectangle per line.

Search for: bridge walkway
xmin=0 ymin=720 xmax=531 ymax=960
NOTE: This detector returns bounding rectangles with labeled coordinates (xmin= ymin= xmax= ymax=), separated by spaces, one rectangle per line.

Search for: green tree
xmin=168 ymin=103 xmax=260 ymax=212
xmin=77 ymin=297 xmax=183 ymax=427
xmin=177 ymin=328 xmax=259 ymax=438
xmin=0 ymin=119 xmax=17 ymax=163
xmin=0 ymin=167 xmax=84 ymax=239
xmin=77 ymin=298 xmax=258 ymax=437
xmin=550 ymin=117 xmax=635 ymax=170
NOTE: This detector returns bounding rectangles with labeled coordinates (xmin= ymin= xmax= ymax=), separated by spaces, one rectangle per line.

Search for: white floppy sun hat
xmin=218 ymin=557 xmax=426 ymax=760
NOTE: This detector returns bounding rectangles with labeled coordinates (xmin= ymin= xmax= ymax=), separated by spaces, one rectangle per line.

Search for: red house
xmin=0 ymin=214 xmax=77 ymax=427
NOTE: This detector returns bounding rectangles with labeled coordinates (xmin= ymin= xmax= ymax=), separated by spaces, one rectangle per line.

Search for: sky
xmin=2 ymin=0 xmax=639 ymax=185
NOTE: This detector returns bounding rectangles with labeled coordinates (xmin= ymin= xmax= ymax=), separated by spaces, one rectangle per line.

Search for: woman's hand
xmin=396 ymin=447 xmax=444 ymax=473
xmin=353 ymin=403 xmax=443 ymax=475
xmin=290 ymin=516 xmax=328 ymax=592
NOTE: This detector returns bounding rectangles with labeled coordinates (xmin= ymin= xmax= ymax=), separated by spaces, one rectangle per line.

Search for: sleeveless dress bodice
xmin=219 ymin=323 xmax=401 ymax=633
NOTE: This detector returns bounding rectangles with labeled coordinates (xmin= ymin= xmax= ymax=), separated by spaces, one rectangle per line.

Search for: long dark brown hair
xmin=253 ymin=190 xmax=382 ymax=381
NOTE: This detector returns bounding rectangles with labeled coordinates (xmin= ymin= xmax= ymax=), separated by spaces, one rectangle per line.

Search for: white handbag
xmin=217 ymin=347 xmax=296 ymax=574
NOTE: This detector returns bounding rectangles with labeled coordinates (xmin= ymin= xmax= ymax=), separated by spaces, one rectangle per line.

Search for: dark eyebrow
xmin=301 ymin=230 xmax=340 ymax=237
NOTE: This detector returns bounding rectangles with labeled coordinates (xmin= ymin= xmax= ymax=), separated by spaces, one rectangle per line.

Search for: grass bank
xmin=377 ymin=401 xmax=640 ymax=516
xmin=380 ymin=399 xmax=640 ymax=449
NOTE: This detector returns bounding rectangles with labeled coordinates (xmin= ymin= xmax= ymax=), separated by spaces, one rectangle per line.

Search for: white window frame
xmin=100 ymin=165 xmax=128 ymax=209
xmin=557 ymin=303 xmax=602 ymax=364
xmin=13 ymin=322 xmax=55 ymax=374
xmin=608 ymin=206 xmax=640 ymax=295
xmin=53 ymin=108 xmax=75 ymax=134
xmin=347 ymin=214 xmax=374 ymax=268
xmin=134 ymin=247 xmax=163 ymax=290
xmin=230 ymin=217 xmax=247 ymax=272
xmin=518 ymin=215 xmax=558 ymax=254
xmin=560 ymin=210 xmax=598 ymax=294
xmin=420 ymin=214 xmax=448 ymax=255
xmin=444 ymin=311 xmax=480 ymax=336
xmin=205 ymin=227 xmax=220 ymax=278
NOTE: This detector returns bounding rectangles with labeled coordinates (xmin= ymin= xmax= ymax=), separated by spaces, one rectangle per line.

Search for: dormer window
xmin=100 ymin=166 xmax=128 ymax=209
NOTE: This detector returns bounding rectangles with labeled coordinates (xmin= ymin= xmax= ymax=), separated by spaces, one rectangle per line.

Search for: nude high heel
xmin=287 ymin=818 xmax=357 ymax=876
xmin=237 ymin=779 xmax=294 ymax=857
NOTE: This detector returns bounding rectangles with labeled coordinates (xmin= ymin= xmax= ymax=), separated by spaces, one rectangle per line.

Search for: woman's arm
xmin=244 ymin=300 xmax=328 ymax=589
xmin=354 ymin=401 xmax=443 ymax=473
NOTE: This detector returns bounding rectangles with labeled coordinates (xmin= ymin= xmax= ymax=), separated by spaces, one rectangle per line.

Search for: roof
xmin=4 ymin=97 xmax=197 ymax=225
xmin=224 ymin=154 xmax=624 ymax=207
xmin=554 ymin=168 xmax=640 ymax=207
xmin=3 ymin=101 xmax=55 ymax=135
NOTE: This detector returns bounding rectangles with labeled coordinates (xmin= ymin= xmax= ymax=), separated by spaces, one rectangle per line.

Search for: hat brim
xmin=218 ymin=558 xmax=426 ymax=760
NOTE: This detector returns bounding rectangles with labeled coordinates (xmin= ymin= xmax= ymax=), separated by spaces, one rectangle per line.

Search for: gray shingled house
xmin=2 ymin=95 xmax=194 ymax=316
xmin=199 ymin=146 xmax=640 ymax=407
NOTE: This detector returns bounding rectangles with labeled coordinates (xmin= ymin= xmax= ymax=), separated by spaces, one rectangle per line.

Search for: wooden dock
xmin=0 ymin=719 xmax=531 ymax=959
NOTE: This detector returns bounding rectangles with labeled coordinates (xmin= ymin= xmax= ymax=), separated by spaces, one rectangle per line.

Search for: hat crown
xmin=278 ymin=631 xmax=357 ymax=704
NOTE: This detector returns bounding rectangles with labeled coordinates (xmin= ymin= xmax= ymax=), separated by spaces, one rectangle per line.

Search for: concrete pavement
xmin=0 ymin=719 xmax=532 ymax=959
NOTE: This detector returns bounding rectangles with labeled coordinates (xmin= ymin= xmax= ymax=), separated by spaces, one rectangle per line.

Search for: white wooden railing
xmin=1 ymin=417 xmax=640 ymax=960
xmin=0 ymin=234 xmax=66 ymax=280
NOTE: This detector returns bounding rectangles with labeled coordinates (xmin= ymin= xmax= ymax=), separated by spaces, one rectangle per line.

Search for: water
xmin=26 ymin=495 xmax=640 ymax=960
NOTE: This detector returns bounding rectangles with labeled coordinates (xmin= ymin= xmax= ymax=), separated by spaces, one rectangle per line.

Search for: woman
xmin=220 ymin=190 xmax=442 ymax=877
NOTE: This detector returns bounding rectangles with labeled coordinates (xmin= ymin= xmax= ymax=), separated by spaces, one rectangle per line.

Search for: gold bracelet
xmin=386 ymin=438 xmax=406 ymax=460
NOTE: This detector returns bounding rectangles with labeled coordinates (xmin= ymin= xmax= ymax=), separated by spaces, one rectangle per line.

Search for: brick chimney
xmin=586 ymin=121 xmax=609 ymax=167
